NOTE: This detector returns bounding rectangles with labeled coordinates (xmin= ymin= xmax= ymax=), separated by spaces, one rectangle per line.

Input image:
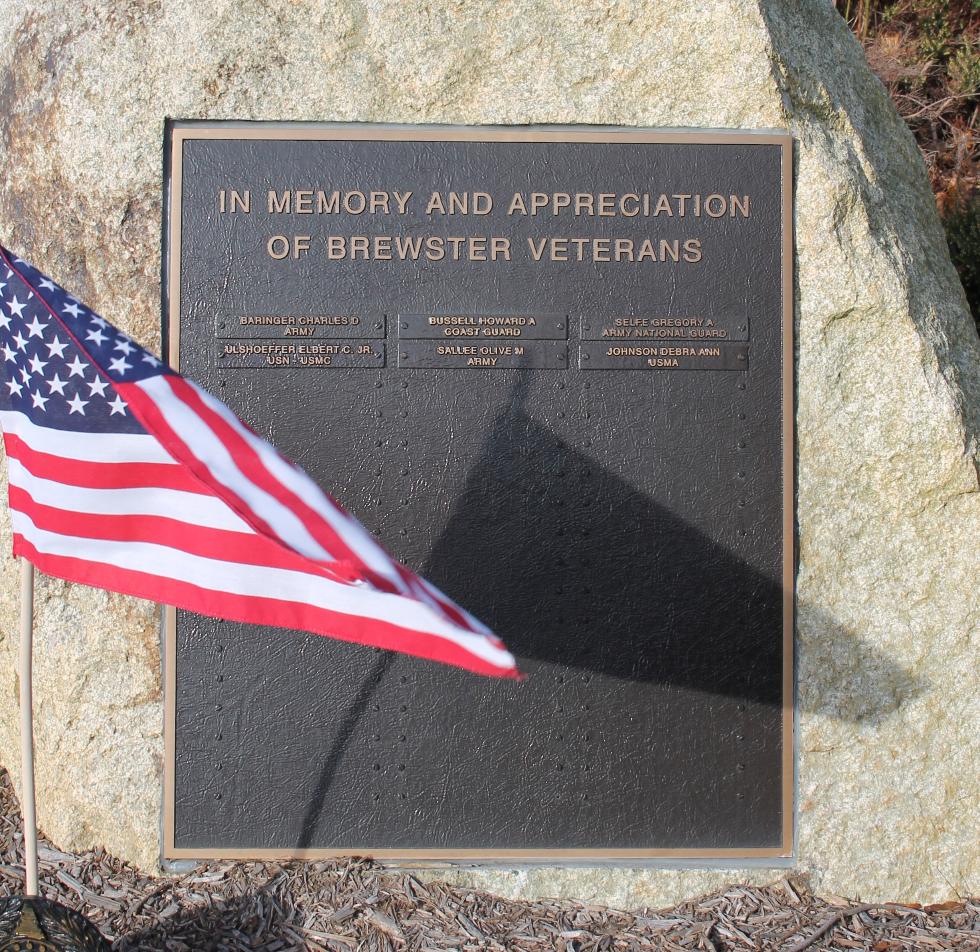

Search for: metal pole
xmin=18 ymin=558 xmax=38 ymax=896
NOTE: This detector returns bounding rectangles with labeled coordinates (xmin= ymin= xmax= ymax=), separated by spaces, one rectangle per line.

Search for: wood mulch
xmin=0 ymin=772 xmax=975 ymax=950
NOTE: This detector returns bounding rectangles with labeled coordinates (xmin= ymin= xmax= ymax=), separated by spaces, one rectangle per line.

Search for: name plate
xmin=217 ymin=314 xmax=386 ymax=339
xmin=580 ymin=341 xmax=749 ymax=370
xmin=163 ymin=121 xmax=794 ymax=864
xmin=218 ymin=340 xmax=385 ymax=368
xmin=399 ymin=313 xmax=568 ymax=340
xmin=398 ymin=340 xmax=568 ymax=369
xmin=581 ymin=315 xmax=748 ymax=342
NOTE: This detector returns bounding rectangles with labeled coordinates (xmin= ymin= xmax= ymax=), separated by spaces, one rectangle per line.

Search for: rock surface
xmin=0 ymin=0 xmax=977 ymax=904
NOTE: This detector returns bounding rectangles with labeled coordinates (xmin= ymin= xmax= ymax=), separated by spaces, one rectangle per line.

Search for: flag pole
xmin=18 ymin=557 xmax=38 ymax=896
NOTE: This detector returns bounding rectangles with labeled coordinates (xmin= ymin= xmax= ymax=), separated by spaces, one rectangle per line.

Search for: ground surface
xmin=0 ymin=772 xmax=975 ymax=951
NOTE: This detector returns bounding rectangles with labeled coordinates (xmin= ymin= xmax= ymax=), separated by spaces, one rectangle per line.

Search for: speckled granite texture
xmin=0 ymin=0 xmax=976 ymax=906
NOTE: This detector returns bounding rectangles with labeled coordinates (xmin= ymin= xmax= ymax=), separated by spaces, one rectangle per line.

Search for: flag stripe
xmin=0 ymin=409 xmax=174 ymax=463
xmin=6 ymin=486 xmax=333 ymax=573
xmin=12 ymin=535 xmax=516 ymax=678
xmin=7 ymin=457 xmax=252 ymax=531
xmin=158 ymin=375 xmax=368 ymax=573
xmin=134 ymin=376 xmax=424 ymax=598
xmin=123 ymin=376 xmax=333 ymax=561
xmin=10 ymin=487 xmax=379 ymax=588
xmin=3 ymin=433 xmax=205 ymax=493
xmin=11 ymin=511 xmax=516 ymax=672
xmin=189 ymin=380 xmax=410 ymax=592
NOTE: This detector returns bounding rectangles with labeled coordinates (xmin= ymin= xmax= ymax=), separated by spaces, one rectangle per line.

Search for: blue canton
xmin=0 ymin=251 xmax=167 ymax=436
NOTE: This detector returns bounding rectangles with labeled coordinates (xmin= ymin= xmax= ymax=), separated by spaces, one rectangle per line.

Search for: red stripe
xmin=126 ymin=377 xmax=411 ymax=598
xmin=2 ymin=433 xmax=206 ymax=494
xmin=159 ymin=378 xmax=483 ymax=629
xmin=394 ymin=562 xmax=475 ymax=632
xmin=13 ymin=535 xmax=519 ymax=678
xmin=8 ymin=486 xmax=464 ymax=595
xmin=163 ymin=382 xmax=485 ymax=621
xmin=7 ymin=485 xmax=327 ymax=574
xmin=160 ymin=376 xmax=372 ymax=575
xmin=117 ymin=378 xmax=289 ymax=547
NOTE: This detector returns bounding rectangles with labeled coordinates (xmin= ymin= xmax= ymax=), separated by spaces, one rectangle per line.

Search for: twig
xmin=784 ymin=903 xmax=878 ymax=952
xmin=902 ymin=93 xmax=980 ymax=121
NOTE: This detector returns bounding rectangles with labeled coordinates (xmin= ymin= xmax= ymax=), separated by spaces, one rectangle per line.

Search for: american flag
xmin=0 ymin=246 xmax=518 ymax=678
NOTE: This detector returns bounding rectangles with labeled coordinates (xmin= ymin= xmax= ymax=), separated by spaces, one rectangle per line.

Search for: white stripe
xmin=187 ymin=384 xmax=487 ymax=632
xmin=194 ymin=383 xmax=405 ymax=584
xmin=417 ymin=576 xmax=494 ymax=635
xmin=0 ymin=409 xmax=175 ymax=464
xmin=190 ymin=382 xmax=408 ymax=592
xmin=138 ymin=376 xmax=331 ymax=561
xmin=13 ymin=512 xmax=515 ymax=671
xmin=8 ymin=458 xmax=254 ymax=533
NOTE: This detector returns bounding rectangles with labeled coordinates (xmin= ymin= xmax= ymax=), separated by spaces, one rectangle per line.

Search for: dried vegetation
xmin=837 ymin=0 xmax=980 ymax=328
xmin=0 ymin=770 xmax=975 ymax=951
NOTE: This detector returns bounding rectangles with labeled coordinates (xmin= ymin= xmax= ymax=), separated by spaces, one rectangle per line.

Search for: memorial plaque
xmin=163 ymin=122 xmax=794 ymax=860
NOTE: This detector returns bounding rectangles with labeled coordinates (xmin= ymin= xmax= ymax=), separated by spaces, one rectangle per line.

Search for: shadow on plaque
xmin=292 ymin=373 xmax=924 ymax=848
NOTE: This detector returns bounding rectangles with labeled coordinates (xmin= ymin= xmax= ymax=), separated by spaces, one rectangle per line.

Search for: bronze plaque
xmin=163 ymin=122 xmax=794 ymax=862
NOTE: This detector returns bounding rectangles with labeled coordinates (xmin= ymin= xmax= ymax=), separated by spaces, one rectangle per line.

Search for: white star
xmin=0 ymin=280 xmax=6 ymax=294
xmin=25 ymin=315 xmax=47 ymax=338
xmin=85 ymin=327 xmax=108 ymax=347
xmin=45 ymin=337 xmax=68 ymax=358
xmin=12 ymin=331 xmax=27 ymax=351
xmin=46 ymin=374 xmax=67 ymax=396
xmin=108 ymin=394 xmax=127 ymax=416
xmin=2 ymin=343 xmax=16 ymax=362
xmin=108 ymin=356 xmax=132 ymax=375
xmin=62 ymin=301 xmax=84 ymax=319
xmin=30 ymin=390 xmax=48 ymax=411
xmin=142 ymin=352 xmax=161 ymax=367
xmin=27 ymin=354 xmax=48 ymax=376
xmin=87 ymin=377 xmax=109 ymax=397
xmin=38 ymin=278 xmax=56 ymax=292
xmin=0 ymin=312 xmax=10 ymax=331
xmin=7 ymin=296 xmax=26 ymax=318
xmin=19 ymin=367 xmax=30 ymax=385
xmin=66 ymin=355 xmax=87 ymax=377
xmin=114 ymin=338 xmax=135 ymax=355
xmin=88 ymin=315 xmax=108 ymax=329
xmin=66 ymin=392 xmax=88 ymax=415
xmin=6 ymin=378 xmax=22 ymax=397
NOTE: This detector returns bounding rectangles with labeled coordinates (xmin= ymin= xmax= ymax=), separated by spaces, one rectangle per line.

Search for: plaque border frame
xmin=161 ymin=120 xmax=795 ymax=864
